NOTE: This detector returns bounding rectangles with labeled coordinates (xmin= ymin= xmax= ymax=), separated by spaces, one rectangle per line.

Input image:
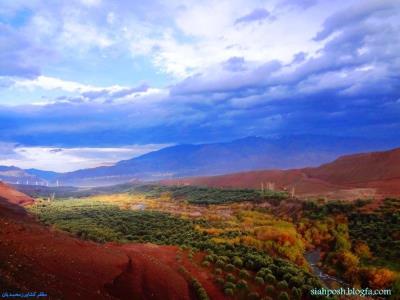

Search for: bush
xmin=216 ymin=259 xmax=225 ymax=268
xmin=259 ymin=267 xmax=272 ymax=276
xmin=247 ymin=292 xmax=260 ymax=300
xmin=301 ymin=284 xmax=312 ymax=293
xmin=226 ymin=273 xmax=236 ymax=282
xmin=225 ymin=263 xmax=235 ymax=272
xmin=191 ymin=279 xmax=209 ymax=300
xmin=232 ymin=256 xmax=243 ymax=267
xmin=278 ymin=291 xmax=290 ymax=300
xmin=289 ymin=276 xmax=304 ymax=287
xmin=255 ymin=276 xmax=265 ymax=285
xmin=265 ymin=284 xmax=275 ymax=294
xmin=264 ymin=274 xmax=276 ymax=284
xmin=291 ymin=287 xmax=301 ymax=300
xmin=202 ymin=261 xmax=211 ymax=267
xmin=277 ymin=280 xmax=289 ymax=289
xmin=214 ymin=268 xmax=222 ymax=275
xmin=239 ymin=269 xmax=250 ymax=278
xmin=215 ymin=277 xmax=224 ymax=285
xmin=204 ymin=254 xmax=215 ymax=262
xmin=224 ymin=282 xmax=236 ymax=290
xmin=236 ymin=279 xmax=248 ymax=289
xmin=245 ymin=259 xmax=255 ymax=270
xmin=283 ymin=273 xmax=292 ymax=282
xmin=224 ymin=288 xmax=234 ymax=296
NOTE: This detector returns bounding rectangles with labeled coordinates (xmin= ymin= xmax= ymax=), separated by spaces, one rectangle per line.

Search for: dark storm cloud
xmin=0 ymin=0 xmax=399 ymax=147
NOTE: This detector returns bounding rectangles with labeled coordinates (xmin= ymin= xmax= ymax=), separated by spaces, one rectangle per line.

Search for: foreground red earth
xmin=0 ymin=182 xmax=224 ymax=300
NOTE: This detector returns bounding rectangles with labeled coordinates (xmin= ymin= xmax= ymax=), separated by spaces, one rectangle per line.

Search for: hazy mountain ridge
xmin=0 ymin=135 xmax=398 ymax=186
xmin=162 ymin=147 xmax=400 ymax=198
xmin=0 ymin=166 xmax=44 ymax=184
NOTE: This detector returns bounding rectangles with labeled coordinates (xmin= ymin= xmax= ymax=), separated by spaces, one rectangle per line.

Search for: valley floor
xmin=1 ymin=183 xmax=399 ymax=299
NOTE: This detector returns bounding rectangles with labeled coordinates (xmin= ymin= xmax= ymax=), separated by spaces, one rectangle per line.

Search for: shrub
xmin=301 ymin=284 xmax=312 ymax=293
xmin=232 ymin=256 xmax=243 ymax=267
xmin=215 ymin=277 xmax=224 ymax=285
xmin=255 ymin=276 xmax=265 ymax=285
xmin=214 ymin=268 xmax=222 ymax=275
xmin=259 ymin=267 xmax=272 ymax=276
xmin=204 ymin=254 xmax=215 ymax=262
xmin=245 ymin=259 xmax=255 ymax=270
xmin=224 ymin=282 xmax=236 ymax=290
xmin=289 ymin=276 xmax=304 ymax=287
xmin=216 ymin=259 xmax=225 ymax=268
xmin=236 ymin=279 xmax=248 ymax=289
xmin=277 ymin=280 xmax=289 ymax=289
xmin=239 ymin=269 xmax=250 ymax=278
xmin=265 ymin=284 xmax=275 ymax=294
xmin=224 ymin=288 xmax=234 ymax=296
xmin=220 ymin=255 xmax=230 ymax=263
xmin=283 ymin=273 xmax=292 ymax=282
xmin=191 ymin=279 xmax=209 ymax=300
xmin=278 ymin=291 xmax=290 ymax=300
xmin=264 ymin=274 xmax=276 ymax=284
xmin=202 ymin=261 xmax=211 ymax=267
xmin=291 ymin=287 xmax=301 ymax=300
xmin=226 ymin=273 xmax=236 ymax=282
xmin=225 ymin=263 xmax=235 ymax=272
xmin=247 ymin=292 xmax=260 ymax=300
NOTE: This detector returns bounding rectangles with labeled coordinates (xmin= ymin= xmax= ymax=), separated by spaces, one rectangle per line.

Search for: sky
xmin=0 ymin=0 xmax=400 ymax=171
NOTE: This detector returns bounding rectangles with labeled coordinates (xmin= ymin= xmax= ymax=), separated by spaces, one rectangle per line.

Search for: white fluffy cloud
xmin=0 ymin=0 xmax=399 ymax=166
xmin=0 ymin=144 xmax=171 ymax=172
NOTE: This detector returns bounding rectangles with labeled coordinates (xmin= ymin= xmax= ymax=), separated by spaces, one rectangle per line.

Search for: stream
xmin=305 ymin=249 xmax=350 ymax=288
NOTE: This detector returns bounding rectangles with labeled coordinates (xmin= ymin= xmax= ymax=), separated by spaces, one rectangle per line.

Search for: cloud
xmin=314 ymin=0 xmax=400 ymax=41
xmin=222 ymin=57 xmax=246 ymax=72
xmin=0 ymin=23 xmax=43 ymax=78
xmin=281 ymin=0 xmax=318 ymax=9
xmin=0 ymin=0 xmax=325 ymax=80
xmin=15 ymin=76 xmax=107 ymax=93
xmin=235 ymin=8 xmax=274 ymax=24
xmin=11 ymin=76 xmax=156 ymax=104
xmin=0 ymin=144 xmax=171 ymax=172
xmin=126 ymin=0 xmax=324 ymax=77
xmin=0 ymin=0 xmax=399 ymax=156
xmin=170 ymin=0 xmax=400 ymax=102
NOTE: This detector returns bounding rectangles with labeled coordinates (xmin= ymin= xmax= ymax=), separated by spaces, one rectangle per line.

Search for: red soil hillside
xmin=162 ymin=169 xmax=342 ymax=195
xmin=0 ymin=182 xmax=222 ymax=300
xmin=0 ymin=182 xmax=34 ymax=206
xmin=304 ymin=147 xmax=400 ymax=185
xmin=161 ymin=147 xmax=400 ymax=198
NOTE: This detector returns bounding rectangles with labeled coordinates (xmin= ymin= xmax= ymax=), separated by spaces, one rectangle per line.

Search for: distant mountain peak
xmin=1 ymin=136 xmax=398 ymax=187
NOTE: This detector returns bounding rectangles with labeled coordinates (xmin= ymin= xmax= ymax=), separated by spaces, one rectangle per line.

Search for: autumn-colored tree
xmin=353 ymin=240 xmax=372 ymax=259
xmin=328 ymin=250 xmax=360 ymax=282
xmin=360 ymin=267 xmax=395 ymax=289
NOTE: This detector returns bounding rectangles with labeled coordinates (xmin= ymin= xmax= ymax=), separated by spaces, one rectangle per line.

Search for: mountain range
xmin=162 ymin=147 xmax=400 ymax=199
xmin=0 ymin=135 xmax=399 ymax=187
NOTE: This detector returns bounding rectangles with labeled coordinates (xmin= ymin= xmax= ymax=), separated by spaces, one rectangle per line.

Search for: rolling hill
xmin=161 ymin=147 xmax=400 ymax=199
xmin=0 ymin=166 xmax=46 ymax=185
